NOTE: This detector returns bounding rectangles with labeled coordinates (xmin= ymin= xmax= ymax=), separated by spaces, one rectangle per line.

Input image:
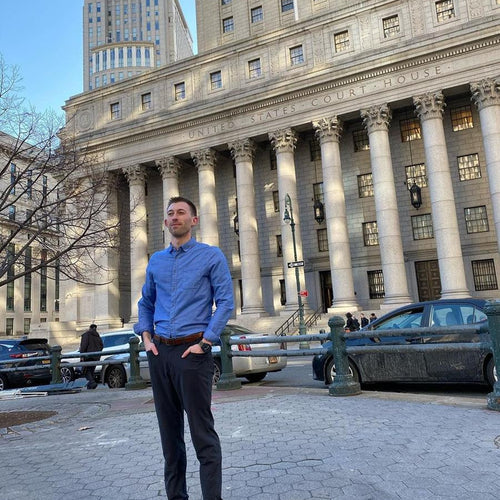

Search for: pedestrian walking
xmin=370 ymin=313 xmax=378 ymax=323
xmin=360 ymin=313 xmax=369 ymax=328
xmin=79 ymin=323 xmax=103 ymax=389
xmin=134 ymin=196 xmax=234 ymax=500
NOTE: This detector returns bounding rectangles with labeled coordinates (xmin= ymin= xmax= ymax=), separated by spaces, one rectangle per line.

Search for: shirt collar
xmin=168 ymin=237 xmax=196 ymax=254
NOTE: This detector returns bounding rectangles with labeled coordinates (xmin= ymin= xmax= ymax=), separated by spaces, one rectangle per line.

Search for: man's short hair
xmin=90 ymin=324 xmax=97 ymax=329
xmin=167 ymin=196 xmax=197 ymax=217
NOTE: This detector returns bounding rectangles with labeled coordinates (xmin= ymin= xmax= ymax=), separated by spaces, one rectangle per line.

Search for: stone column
xmin=414 ymin=91 xmax=469 ymax=298
xmin=313 ymin=117 xmax=359 ymax=312
xmin=191 ymin=148 xmax=219 ymax=247
xmin=268 ymin=128 xmax=306 ymax=311
xmin=471 ymin=77 xmax=500 ymax=252
xmin=157 ymin=157 xmax=181 ymax=247
xmin=123 ymin=165 xmax=148 ymax=322
xmin=229 ymin=139 xmax=266 ymax=316
xmin=361 ymin=104 xmax=411 ymax=307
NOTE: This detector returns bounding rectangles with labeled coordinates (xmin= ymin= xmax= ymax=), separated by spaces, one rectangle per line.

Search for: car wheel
xmin=486 ymin=357 xmax=497 ymax=387
xmin=245 ymin=372 xmax=267 ymax=383
xmin=0 ymin=374 xmax=7 ymax=391
xmin=325 ymin=358 xmax=359 ymax=385
xmin=105 ymin=365 xmax=127 ymax=388
xmin=212 ymin=358 xmax=222 ymax=385
xmin=60 ymin=365 xmax=75 ymax=384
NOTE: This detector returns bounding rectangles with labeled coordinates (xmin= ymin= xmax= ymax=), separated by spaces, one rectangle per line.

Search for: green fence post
xmin=484 ymin=300 xmax=500 ymax=411
xmin=50 ymin=345 xmax=62 ymax=385
xmin=328 ymin=315 xmax=361 ymax=397
xmin=125 ymin=336 xmax=147 ymax=390
xmin=216 ymin=327 xmax=241 ymax=391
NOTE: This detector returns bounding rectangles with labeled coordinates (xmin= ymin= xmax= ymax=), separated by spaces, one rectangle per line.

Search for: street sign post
xmin=287 ymin=260 xmax=304 ymax=268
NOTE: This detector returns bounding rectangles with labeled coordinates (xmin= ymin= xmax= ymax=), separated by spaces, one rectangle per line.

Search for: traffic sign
xmin=287 ymin=260 xmax=304 ymax=268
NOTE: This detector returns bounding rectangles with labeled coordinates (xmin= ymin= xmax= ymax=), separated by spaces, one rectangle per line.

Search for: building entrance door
xmin=319 ymin=271 xmax=333 ymax=313
xmin=415 ymin=260 xmax=441 ymax=301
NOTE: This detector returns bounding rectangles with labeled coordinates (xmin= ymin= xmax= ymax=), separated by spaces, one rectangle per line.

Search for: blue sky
xmin=0 ymin=0 xmax=197 ymax=116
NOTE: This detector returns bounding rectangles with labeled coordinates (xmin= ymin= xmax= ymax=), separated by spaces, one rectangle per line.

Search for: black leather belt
xmin=154 ymin=332 xmax=203 ymax=345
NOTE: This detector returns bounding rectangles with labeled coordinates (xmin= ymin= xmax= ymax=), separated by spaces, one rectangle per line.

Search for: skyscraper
xmin=83 ymin=0 xmax=193 ymax=91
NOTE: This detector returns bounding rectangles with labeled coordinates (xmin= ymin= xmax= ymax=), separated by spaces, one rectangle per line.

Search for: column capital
xmin=123 ymin=165 xmax=147 ymax=184
xmin=268 ymin=128 xmax=297 ymax=153
xmin=312 ymin=116 xmax=343 ymax=143
xmin=229 ymin=138 xmax=256 ymax=162
xmin=413 ymin=91 xmax=445 ymax=121
xmin=156 ymin=157 xmax=182 ymax=179
xmin=191 ymin=148 xmax=217 ymax=172
xmin=470 ymin=77 xmax=500 ymax=111
xmin=360 ymin=104 xmax=392 ymax=133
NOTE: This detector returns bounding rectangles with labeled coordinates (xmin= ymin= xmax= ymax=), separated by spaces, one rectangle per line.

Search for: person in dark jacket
xmin=360 ymin=313 xmax=369 ymax=328
xmin=79 ymin=324 xmax=103 ymax=389
xmin=345 ymin=312 xmax=360 ymax=331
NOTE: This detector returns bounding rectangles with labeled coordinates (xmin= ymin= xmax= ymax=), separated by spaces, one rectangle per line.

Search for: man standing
xmin=79 ymin=324 xmax=103 ymax=389
xmin=134 ymin=196 xmax=234 ymax=500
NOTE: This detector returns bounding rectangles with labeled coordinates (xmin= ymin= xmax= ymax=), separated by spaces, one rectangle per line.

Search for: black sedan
xmin=0 ymin=338 xmax=52 ymax=390
xmin=312 ymin=298 xmax=497 ymax=387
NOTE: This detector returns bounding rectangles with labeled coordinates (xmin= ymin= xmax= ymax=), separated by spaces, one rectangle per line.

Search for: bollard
xmin=125 ymin=336 xmax=148 ymax=390
xmin=216 ymin=327 xmax=241 ymax=390
xmin=50 ymin=345 xmax=63 ymax=385
xmin=328 ymin=315 xmax=361 ymax=397
xmin=484 ymin=300 xmax=500 ymax=411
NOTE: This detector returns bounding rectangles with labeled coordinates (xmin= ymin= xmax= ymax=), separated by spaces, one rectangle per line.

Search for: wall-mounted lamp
xmin=313 ymin=199 xmax=325 ymax=224
xmin=233 ymin=214 xmax=239 ymax=235
xmin=409 ymin=182 xmax=422 ymax=209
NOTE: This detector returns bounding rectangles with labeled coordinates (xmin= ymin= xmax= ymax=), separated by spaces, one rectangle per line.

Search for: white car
xmin=100 ymin=324 xmax=287 ymax=388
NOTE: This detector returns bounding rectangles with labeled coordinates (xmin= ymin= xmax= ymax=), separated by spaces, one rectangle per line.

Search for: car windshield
xmin=373 ymin=307 xmax=425 ymax=330
xmin=102 ymin=333 xmax=136 ymax=348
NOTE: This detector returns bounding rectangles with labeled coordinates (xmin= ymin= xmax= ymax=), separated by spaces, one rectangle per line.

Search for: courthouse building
xmin=60 ymin=0 xmax=500 ymax=334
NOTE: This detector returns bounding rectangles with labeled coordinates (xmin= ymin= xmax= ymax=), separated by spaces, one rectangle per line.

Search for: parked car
xmin=312 ymin=299 xmax=497 ymax=387
xmin=63 ymin=330 xmax=141 ymax=383
xmin=0 ymin=338 xmax=52 ymax=390
xmin=100 ymin=324 xmax=287 ymax=388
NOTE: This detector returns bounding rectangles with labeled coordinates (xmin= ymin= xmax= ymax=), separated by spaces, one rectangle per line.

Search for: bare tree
xmin=0 ymin=55 xmax=121 ymax=288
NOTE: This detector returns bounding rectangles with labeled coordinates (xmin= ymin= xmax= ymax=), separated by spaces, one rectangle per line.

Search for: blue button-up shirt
xmin=134 ymin=238 xmax=234 ymax=344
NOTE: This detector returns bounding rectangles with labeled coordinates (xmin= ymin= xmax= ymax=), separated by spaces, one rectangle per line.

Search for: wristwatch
xmin=198 ymin=340 xmax=212 ymax=353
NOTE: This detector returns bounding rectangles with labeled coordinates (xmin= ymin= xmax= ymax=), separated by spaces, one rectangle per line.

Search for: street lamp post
xmin=283 ymin=193 xmax=309 ymax=349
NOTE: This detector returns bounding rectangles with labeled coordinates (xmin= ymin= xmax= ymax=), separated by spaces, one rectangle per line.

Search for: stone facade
xmin=62 ymin=0 xmax=500 ymax=331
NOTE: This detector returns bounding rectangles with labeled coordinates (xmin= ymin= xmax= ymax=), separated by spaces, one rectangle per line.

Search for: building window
xmin=358 ymin=173 xmax=374 ymax=198
xmin=26 ymin=170 xmax=33 ymax=199
xmin=221 ymin=0 xmax=231 ymax=5
xmin=248 ymin=58 xmax=262 ymax=79
xmin=368 ymin=270 xmax=385 ymax=299
xmin=9 ymin=206 xmax=16 ymax=221
xmin=141 ymin=92 xmax=152 ymax=110
xmin=280 ymin=279 xmax=286 ymax=306
xmin=276 ymin=235 xmax=283 ymax=257
xmin=411 ymin=213 xmax=434 ymax=240
xmin=289 ymin=45 xmax=304 ymax=65
xmin=281 ymin=0 xmax=294 ymax=12
xmin=353 ymin=129 xmax=369 ymax=152
xmin=174 ymin=82 xmax=186 ymax=101
xmin=334 ymin=30 xmax=350 ymax=52
xmin=272 ymin=191 xmax=280 ymax=212
xmin=24 ymin=247 xmax=32 ymax=312
xmin=222 ymin=17 xmax=234 ymax=33
xmin=451 ymin=105 xmax=474 ymax=131
xmin=472 ymin=259 xmax=498 ymax=291
xmin=405 ymin=163 xmax=428 ymax=189
xmin=436 ymin=0 xmax=455 ymax=22
xmin=24 ymin=318 xmax=31 ymax=335
xmin=362 ymin=222 xmax=379 ymax=246
xmin=210 ymin=71 xmax=222 ymax=90
xmin=270 ymin=149 xmax=277 ymax=170
xmin=458 ymin=153 xmax=481 ymax=181
xmin=465 ymin=206 xmax=489 ymax=234
xmin=251 ymin=6 xmax=263 ymax=23
xmin=42 ymin=175 xmax=48 ymax=198
xmin=400 ymin=118 xmax=421 ymax=142
xmin=110 ymin=102 xmax=121 ymax=120
xmin=383 ymin=15 xmax=400 ymax=38
xmin=40 ymin=249 xmax=47 ymax=312
xmin=10 ymin=163 xmax=16 ymax=194
xmin=313 ymin=182 xmax=324 ymax=205
xmin=6 ymin=318 xmax=14 ymax=336
xmin=6 ymin=243 xmax=15 ymax=311
xmin=317 ymin=228 xmax=329 ymax=252
xmin=55 ymin=259 xmax=60 ymax=313
xmin=309 ymin=137 xmax=321 ymax=161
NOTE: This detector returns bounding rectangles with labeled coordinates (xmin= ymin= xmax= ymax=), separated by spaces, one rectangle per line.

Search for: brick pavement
xmin=1 ymin=384 xmax=500 ymax=499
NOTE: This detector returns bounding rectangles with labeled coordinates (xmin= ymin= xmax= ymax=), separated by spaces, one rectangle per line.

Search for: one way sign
xmin=287 ymin=260 xmax=304 ymax=268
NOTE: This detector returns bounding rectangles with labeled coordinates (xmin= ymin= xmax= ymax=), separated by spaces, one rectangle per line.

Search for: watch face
xmin=200 ymin=341 xmax=211 ymax=353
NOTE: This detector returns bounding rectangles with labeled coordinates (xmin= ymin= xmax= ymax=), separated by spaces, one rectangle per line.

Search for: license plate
xmin=42 ymin=359 xmax=51 ymax=364
xmin=268 ymin=356 xmax=278 ymax=364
